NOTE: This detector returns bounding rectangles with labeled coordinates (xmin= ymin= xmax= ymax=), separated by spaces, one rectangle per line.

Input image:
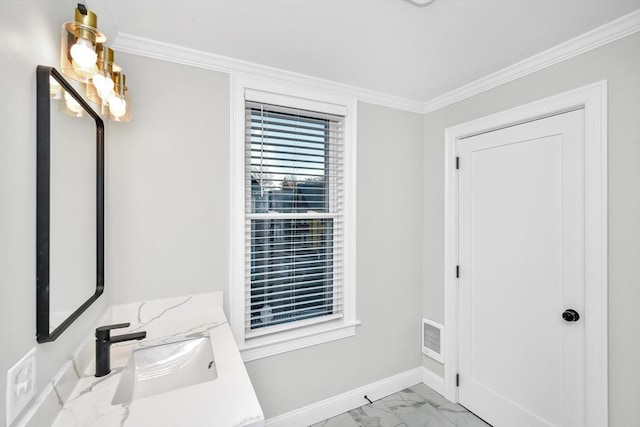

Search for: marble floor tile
xmin=348 ymin=401 xmax=406 ymax=427
xmin=314 ymin=384 xmax=490 ymax=427
xmin=382 ymin=391 xmax=428 ymax=413
xmin=436 ymin=403 xmax=492 ymax=427
xmin=408 ymin=383 xmax=450 ymax=407
xmin=382 ymin=392 xmax=456 ymax=427
xmin=310 ymin=412 xmax=361 ymax=427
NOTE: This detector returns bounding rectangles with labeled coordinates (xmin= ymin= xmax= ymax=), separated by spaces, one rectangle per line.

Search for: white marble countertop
xmin=52 ymin=292 xmax=264 ymax=427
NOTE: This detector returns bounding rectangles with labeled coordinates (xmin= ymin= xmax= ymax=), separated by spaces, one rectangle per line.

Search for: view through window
xmin=245 ymin=102 xmax=345 ymax=335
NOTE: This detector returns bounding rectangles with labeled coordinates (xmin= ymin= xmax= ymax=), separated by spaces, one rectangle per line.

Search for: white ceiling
xmin=88 ymin=0 xmax=639 ymax=102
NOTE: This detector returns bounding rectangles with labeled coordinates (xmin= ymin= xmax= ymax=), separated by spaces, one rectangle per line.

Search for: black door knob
xmin=562 ymin=309 xmax=580 ymax=322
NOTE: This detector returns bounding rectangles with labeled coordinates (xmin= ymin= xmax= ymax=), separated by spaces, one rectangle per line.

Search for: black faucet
xmin=95 ymin=323 xmax=146 ymax=377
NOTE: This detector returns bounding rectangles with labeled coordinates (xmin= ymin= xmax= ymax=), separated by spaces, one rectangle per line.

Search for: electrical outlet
xmin=5 ymin=347 xmax=37 ymax=426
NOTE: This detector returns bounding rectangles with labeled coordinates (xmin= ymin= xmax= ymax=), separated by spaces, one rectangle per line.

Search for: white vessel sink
xmin=112 ymin=335 xmax=217 ymax=405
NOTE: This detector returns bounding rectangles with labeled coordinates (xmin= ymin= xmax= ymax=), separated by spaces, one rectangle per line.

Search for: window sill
xmin=239 ymin=319 xmax=361 ymax=362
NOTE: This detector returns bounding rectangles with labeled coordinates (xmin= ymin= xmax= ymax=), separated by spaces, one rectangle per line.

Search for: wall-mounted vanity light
xmin=59 ymin=3 xmax=132 ymax=122
xmin=60 ymin=4 xmax=105 ymax=82
xmin=108 ymin=72 xmax=131 ymax=122
xmin=88 ymin=46 xmax=118 ymax=104
xmin=86 ymin=45 xmax=131 ymax=121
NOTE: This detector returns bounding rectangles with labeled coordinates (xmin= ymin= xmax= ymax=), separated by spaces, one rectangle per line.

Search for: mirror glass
xmin=37 ymin=66 xmax=104 ymax=343
xmin=50 ymin=79 xmax=96 ymax=327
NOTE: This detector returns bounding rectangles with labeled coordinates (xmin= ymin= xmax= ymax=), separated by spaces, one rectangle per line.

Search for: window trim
xmin=230 ymin=75 xmax=359 ymax=362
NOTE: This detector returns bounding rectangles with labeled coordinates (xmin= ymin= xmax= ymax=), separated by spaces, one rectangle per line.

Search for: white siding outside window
xmin=231 ymin=77 xmax=358 ymax=361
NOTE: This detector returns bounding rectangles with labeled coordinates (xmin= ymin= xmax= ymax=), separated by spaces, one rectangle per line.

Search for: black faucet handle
xmin=96 ymin=322 xmax=131 ymax=340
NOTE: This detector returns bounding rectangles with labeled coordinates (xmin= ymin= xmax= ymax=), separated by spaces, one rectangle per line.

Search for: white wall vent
xmin=422 ymin=318 xmax=444 ymax=363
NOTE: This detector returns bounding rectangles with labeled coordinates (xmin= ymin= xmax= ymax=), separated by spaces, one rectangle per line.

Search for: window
xmin=231 ymin=78 xmax=358 ymax=361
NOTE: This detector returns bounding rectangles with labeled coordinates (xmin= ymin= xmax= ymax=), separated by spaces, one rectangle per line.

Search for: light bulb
xmin=64 ymin=92 xmax=84 ymax=114
xmin=69 ymin=38 xmax=97 ymax=69
xmin=49 ymin=76 xmax=62 ymax=99
xmin=100 ymin=88 xmax=115 ymax=102
xmin=92 ymin=73 xmax=105 ymax=90
xmin=92 ymin=74 xmax=115 ymax=101
xmin=109 ymin=96 xmax=127 ymax=118
xmin=102 ymin=76 xmax=114 ymax=92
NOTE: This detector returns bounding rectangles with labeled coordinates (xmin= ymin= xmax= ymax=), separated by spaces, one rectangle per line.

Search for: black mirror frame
xmin=36 ymin=65 xmax=105 ymax=343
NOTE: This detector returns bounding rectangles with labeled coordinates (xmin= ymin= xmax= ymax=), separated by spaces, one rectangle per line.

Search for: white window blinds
xmin=244 ymin=100 xmax=345 ymax=338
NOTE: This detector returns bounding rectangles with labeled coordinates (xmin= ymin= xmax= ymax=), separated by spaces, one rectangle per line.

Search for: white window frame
xmin=230 ymin=74 xmax=359 ymax=362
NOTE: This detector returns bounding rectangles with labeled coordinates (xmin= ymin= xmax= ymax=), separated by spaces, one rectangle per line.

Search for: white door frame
xmin=443 ymin=80 xmax=608 ymax=427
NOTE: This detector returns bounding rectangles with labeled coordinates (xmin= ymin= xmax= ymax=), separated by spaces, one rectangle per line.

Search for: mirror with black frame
xmin=36 ymin=65 xmax=105 ymax=343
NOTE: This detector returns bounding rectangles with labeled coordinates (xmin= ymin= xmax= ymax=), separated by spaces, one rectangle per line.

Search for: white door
xmin=457 ymin=109 xmax=585 ymax=427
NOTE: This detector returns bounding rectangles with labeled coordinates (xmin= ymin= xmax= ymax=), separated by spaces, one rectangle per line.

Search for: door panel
xmin=458 ymin=110 xmax=585 ymax=427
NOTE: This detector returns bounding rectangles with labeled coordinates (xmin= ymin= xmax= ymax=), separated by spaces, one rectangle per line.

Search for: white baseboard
xmin=265 ymin=368 xmax=423 ymax=427
xmin=421 ymin=366 xmax=445 ymax=397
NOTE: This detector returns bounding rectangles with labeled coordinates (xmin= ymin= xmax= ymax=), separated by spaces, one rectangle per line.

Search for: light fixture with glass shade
xmin=87 ymin=45 xmax=121 ymax=114
xmin=108 ymin=72 xmax=132 ymax=122
xmin=58 ymin=3 xmax=132 ymax=122
xmin=60 ymin=4 xmax=106 ymax=82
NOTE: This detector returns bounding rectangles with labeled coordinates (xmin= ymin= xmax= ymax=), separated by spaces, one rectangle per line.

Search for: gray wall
xmin=0 ymin=3 xmax=424 ymax=420
xmin=0 ymin=1 xmax=109 ymax=424
xmin=422 ymin=33 xmax=640 ymax=427
xmin=3 ymin=1 xmax=635 ymax=424
xmin=107 ymin=53 xmax=425 ymax=417
xmin=106 ymin=53 xmax=231 ymax=312
xmin=246 ymin=102 xmax=424 ymax=417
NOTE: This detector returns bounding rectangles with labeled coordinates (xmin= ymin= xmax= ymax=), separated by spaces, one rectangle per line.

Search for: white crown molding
xmin=423 ymin=9 xmax=640 ymax=114
xmin=111 ymin=9 xmax=638 ymax=115
xmin=111 ymin=33 xmax=425 ymax=114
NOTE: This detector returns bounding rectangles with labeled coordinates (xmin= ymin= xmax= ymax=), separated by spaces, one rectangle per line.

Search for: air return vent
xmin=422 ymin=318 xmax=444 ymax=363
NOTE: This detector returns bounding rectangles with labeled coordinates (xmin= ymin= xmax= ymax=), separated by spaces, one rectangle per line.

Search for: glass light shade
xmin=60 ymin=6 xmax=106 ymax=83
xmin=108 ymin=73 xmax=132 ymax=122
xmin=70 ymin=38 xmax=97 ymax=69
xmin=87 ymin=46 xmax=121 ymax=105
xmin=108 ymin=93 xmax=132 ymax=122
xmin=85 ymin=83 xmax=110 ymax=115
xmin=93 ymin=74 xmax=114 ymax=96
xmin=58 ymin=89 xmax=85 ymax=118
xmin=49 ymin=76 xmax=62 ymax=100
xmin=108 ymin=96 xmax=126 ymax=117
